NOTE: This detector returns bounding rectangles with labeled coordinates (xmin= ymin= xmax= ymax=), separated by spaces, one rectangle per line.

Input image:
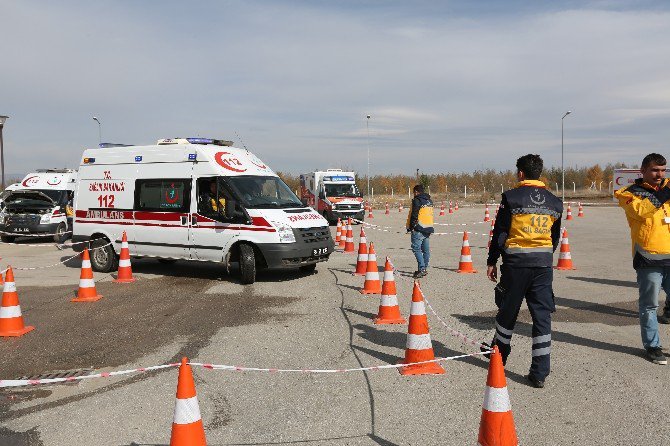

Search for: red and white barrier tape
xmin=0 ymin=240 xmax=115 ymax=273
xmin=0 ymin=230 xmax=73 ymax=237
xmin=0 ymin=351 xmax=493 ymax=388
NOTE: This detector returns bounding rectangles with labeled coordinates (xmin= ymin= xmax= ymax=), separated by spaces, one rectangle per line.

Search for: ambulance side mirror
xmin=318 ymin=191 xmax=325 ymax=199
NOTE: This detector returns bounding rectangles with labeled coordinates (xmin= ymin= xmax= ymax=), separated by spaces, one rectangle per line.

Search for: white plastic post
xmin=573 ymin=182 xmax=576 ymax=192
xmin=408 ymin=186 xmax=411 ymax=198
xmin=464 ymin=185 xmax=467 ymax=199
xmin=500 ymin=184 xmax=503 ymax=193
xmin=391 ymin=188 xmax=394 ymax=197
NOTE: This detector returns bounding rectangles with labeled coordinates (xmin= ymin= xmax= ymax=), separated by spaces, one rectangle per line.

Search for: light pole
xmin=561 ymin=110 xmax=572 ymax=203
xmin=366 ymin=115 xmax=371 ymax=198
xmin=0 ymin=115 xmax=8 ymax=189
xmin=93 ymin=116 xmax=102 ymax=144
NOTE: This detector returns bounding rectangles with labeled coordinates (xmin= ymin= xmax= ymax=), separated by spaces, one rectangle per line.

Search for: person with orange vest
xmin=485 ymin=154 xmax=563 ymax=388
xmin=615 ymin=153 xmax=670 ymax=365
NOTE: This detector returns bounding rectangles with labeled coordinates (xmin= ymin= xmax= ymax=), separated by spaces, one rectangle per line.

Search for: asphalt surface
xmin=1 ymin=205 xmax=669 ymax=445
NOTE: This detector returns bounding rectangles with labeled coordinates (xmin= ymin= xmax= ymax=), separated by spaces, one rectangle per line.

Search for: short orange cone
xmin=353 ymin=227 xmax=369 ymax=276
xmin=338 ymin=219 xmax=347 ymax=249
xmin=457 ymin=231 xmax=477 ymax=273
xmin=335 ymin=218 xmax=342 ymax=246
xmin=578 ymin=202 xmax=584 ymax=217
xmin=484 ymin=205 xmax=491 ymax=222
xmin=385 ymin=203 xmax=390 ymax=215
xmin=343 ymin=219 xmax=356 ymax=253
xmin=374 ymin=258 xmax=406 ymax=325
xmin=477 ymin=346 xmax=519 ymax=446
xmin=0 ymin=267 xmax=35 ymax=337
xmin=71 ymin=248 xmax=103 ymax=302
xmin=554 ymin=228 xmax=576 ymax=270
xmin=115 ymin=231 xmax=135 ymax=283
xmin=455 ymin=201 xmax=459 ymax=211
xmin=368 ymin=206 xmax=374 ymax=219
xmin=399 ymin=204 xmax=404 ymax=213
xmin=566 ymin=203 xmax=573 ymax=220
xmin=488 ymin=219 xmax=495 ymax=249
xmin=170 ymin=357 xmax=207 ymax=446
xmin=439 ymin=202 xmax=445 ymax=216
xmin=360 ymin=242 xmax=382 ymax=294
xmin=398 ymin=281 xmax=445 ymax=375
xmin=448 ymin=200 xmax=453 ymax=214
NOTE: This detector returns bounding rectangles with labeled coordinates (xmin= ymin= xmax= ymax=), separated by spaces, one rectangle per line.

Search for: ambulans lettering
xmin=287 ymin=213 xmax=321 ymax=222
xmin=215 ymin=152 xmax=247 ymax=173
xmin=85 ymin=210 xmax=126 ymax=219
xmin=88 ymin=182 xmax=126 ymax=192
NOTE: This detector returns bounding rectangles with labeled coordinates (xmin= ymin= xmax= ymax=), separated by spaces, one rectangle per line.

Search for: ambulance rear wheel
xmin=239 ymin=243 xmax=256 ymax=284
xmin=90 ymin=237 xmax=119 ymax=273
xmin=299 ymin=263 xmax=317 ymax=274
xmin=54 ymin=222 xmax=67 ymax=244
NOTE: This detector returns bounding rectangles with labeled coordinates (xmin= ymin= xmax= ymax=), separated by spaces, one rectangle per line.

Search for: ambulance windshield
xmin=226 ymin=176 xmax=303 ymax=209
xmin=324 ymin=183 xmax=360 ymax=197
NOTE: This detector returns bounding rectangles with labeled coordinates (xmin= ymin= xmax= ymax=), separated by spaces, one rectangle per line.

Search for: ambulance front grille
xmin=296 ymin=227 xmax=330 ymax=243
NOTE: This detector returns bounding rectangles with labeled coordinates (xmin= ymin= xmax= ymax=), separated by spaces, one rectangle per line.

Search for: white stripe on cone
xmin=409 ymin=300 xmax=426 ymax=315
xmin=0 ymin=305 xmax=22 ymax=318
xmin=121 ymin=241 xmax=129 ymax=249
xmin=383 ymin=270 xmax=394 ymax=281
xmin=82 ymin=260 xmax=92 ymax=269
xmin=365 ymin=271 xmax=380 ymax=280
xmin=119 ymin=259 xmax=132 ymax=267
xmin=406 ymin=333 xmax=433 ymax=350
xmin=482 ymin=386 xmax=512 ymax=412
xmin=3 ymin=282 xmax=16 ymax=293
xmin=559 ymin=252 xmax=572 ymax=259
xmin=173 ymin=395 xmax=202 ymax=425
xmin=79 ymin=279 xmax=96 ymax=288
xmin=460 ymin=255 xmax=473 ymax=262
xmin=380 ymin=295 xmax=399 ymax=307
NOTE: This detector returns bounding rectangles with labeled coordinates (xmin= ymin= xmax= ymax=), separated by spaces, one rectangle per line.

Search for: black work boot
xmin=658 ymin=307 xmax=670 ymax=325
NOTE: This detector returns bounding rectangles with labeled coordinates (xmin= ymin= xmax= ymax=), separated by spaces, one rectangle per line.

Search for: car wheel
xmin=239 ymin=243 xmax=256 ymax=284
xmin=53 ymin=222 xmax=67 ymax=244
xmin=90 ymin=237 xmax=119 ymax=273
xmin=299 ymin=263 xmax=317 ymax=274
xmin=1 ymin=235 xmax=15 ymax=243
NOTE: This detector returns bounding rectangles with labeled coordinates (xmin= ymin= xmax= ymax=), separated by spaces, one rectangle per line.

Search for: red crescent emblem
xmin=215 ymin=152 xmax=247 ymax=172
xmin=21 ymin=176 xmax=39 ymax=187
xmin=47 ymin=177 xmax=62 ymax=185
xmin=165 ymin=183 xmax=179 ymax=204
xmin=615 ymin=177 xmax=623 ymax=186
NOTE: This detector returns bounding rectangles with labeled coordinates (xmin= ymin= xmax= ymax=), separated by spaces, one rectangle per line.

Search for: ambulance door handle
xmin=191 ymin=215 xmax=198 ymax=226
xmin=181 ymin=216 xmax=188 ymax=226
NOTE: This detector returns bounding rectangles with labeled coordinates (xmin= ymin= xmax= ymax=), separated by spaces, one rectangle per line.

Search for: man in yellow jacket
xmin=616 ymin=153 xmax=670 ymax=365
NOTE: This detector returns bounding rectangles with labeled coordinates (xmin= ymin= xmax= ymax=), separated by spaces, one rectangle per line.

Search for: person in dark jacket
xmin=406 ymin=184 xmax=434 ymax=278
xmin=486 ymin=154 xmax=563 ymax=388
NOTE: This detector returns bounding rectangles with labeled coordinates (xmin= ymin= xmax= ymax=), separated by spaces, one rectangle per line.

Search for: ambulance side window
xmin=197 ymin=177 xmax=234 ymax=222
xmin=135 ymin=179 xmax=191 ymax=212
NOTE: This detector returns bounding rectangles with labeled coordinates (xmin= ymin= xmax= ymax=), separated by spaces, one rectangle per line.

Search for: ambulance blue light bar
xmin=185 ymin=138 xmax=234 ymax=146
xmin=188 ymin=153 xmax=197 ymax=160
xmin=99 ymin=143 xmax=133 ymax=148
xmin=135 ymin=156 xmax=142 ymax=162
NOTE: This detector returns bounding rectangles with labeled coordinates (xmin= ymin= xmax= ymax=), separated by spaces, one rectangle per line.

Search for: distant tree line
xmin=278 ymin=162 xmax=631 ymax=198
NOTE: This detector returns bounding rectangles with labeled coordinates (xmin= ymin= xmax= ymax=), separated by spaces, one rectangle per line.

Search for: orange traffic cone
xmin=439 ymin=202 xmax=445 ymax=216
xmin=374 ymin=258 xmax=406 ymax=325
xmin=368 ymin=206 xmax=374 ymax=219
xmin=335 ymin=218 xmax=342 ymax=246
xmin=115 ymin=231 xmax=135 ymax=283
xmin=343 ymin=219 xmax=355 ymax=253
xmin=578 ymin=202 xmax=584 ymax=217
xmin=457 ymin=231 xmax=477 ymax=273
xmin=477 ymin=346 xmax=519 ymax=446
xmin=360 ymin=242 xmax=382 ymax=294
xmin=0 ymin=267 xmax=34 ymax=337
xmin=385 ymin=203 xmax=390 ymax=215
xmin=398 ymin=281 xmax=445 ymax=375
xmin=338 ymin=219 xmax=346 ymax=249
xmin=554 ymin=228 xmax=576 ymax=270
xmin=566 ymin=203 xmax=573 ymax=220
xmin=455 ymin=201 xmax=459 ymax=211
xmin=488 ymin=219 xmax=495 ymax=249
xmin=399 ymin=204 xmax=404 ymax=212
xmin=170 ymin=357 xmax=207 ymax=446
xmin=484 ymin=205 xmax=491 ymax=222
xmin=353 ymin=227 xmax=369 ymax=276
xmin=71 ymin=248 xmax=103 ymax=302
xmin=449 ymin=201 xmax=453 ymax=214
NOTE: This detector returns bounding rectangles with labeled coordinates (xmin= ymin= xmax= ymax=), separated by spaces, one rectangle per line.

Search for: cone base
xmin=457 ymin=269 xmax=478 ymax=274
xmin=71 ymin=294 xmax=103 ymax=302
xmin=114 ymin=277 xmax=136 ymax=283
xmin=0 ymin=325 xmax=35 ymax=337
xmin=566 ymin=217 xmax=573 ymax=220
xmin=360 ymin=288 xmax=382 ymax=295
xmin=484 ymin=218 xmax=490 ymax=222
xmin=352 ymin=271 xmax=367 ymax=276
xmin=554 ymin=265 xmax=576 ymax=270
xmin=374 ymin=316 xmax=407 ymax=325
xmin=398 ymin=360 xmax=445 ymax=375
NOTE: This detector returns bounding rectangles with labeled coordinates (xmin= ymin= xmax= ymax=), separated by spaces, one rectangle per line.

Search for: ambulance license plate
xmin=312 ymin=247 xmax=328 ymax=256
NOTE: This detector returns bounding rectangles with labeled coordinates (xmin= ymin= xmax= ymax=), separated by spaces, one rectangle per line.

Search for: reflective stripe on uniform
xmin=505 ymin=246 xmax=554 ymax=254
xmin=532 ymin=334 xmax=551 ymax=344
xmin=495 ymin=332 xmax=511 ymax=345
xmin=532 ymin=346 xmax=551 ymax=357
xmin=496 ymin=322 xmax=513 ymax=336
xmin=173 ymin=396 xmax=202 ymax=424
xmin=635 ymin=244 xmax=670 ymax=260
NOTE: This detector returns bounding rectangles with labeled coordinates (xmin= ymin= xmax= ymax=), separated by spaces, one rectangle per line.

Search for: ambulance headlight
xmin=272 ymin=221 xmax=296 ymax=243
xmin=40 ymin=213 xmax=52 ymax=224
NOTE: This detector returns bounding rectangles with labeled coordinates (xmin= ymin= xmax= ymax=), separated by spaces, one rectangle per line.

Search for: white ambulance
xmin=72 ymin=138 xmax=334 ymax=284
xmin=300 ymin=169 xmax=364 ymax=224
xmin=0 ymin=169 xmax=77 ymax=243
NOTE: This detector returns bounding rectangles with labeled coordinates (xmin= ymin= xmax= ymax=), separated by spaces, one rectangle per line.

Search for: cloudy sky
xmin=2 ymin=1 xmax=669 ymax=178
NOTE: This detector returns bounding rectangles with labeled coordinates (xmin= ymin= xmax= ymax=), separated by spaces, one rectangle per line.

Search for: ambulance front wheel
xmin=299 ymin=263 xmax=317 ymax=274
xmin=54 ymin=222 xmax=67 ymax=244
xmin=90 ymin=237 xmax=119 ymax=273
xmin=239 ymin=243 xmax=257 ymax=284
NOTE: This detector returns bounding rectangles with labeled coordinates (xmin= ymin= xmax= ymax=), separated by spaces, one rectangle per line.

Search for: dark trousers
xmin=492 ymin=265 xmax=554 ymax=380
